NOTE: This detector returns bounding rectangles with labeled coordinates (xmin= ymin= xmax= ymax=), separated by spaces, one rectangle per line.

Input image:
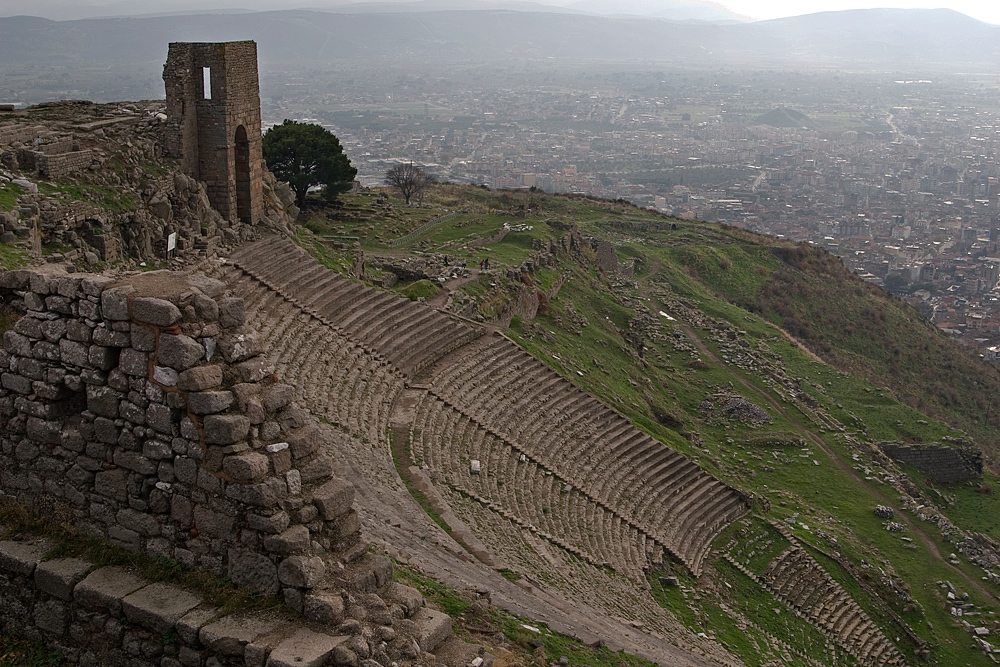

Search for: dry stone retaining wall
xmin=880 ymin=443 xmax=982 ymax=484
xmin=0 ymin=264 xmax=468 ymax=666
xmin=38 ymin=149 xmax=96 ymax=180
xmin=0 ymin=537 xmax=357 ymax=667
xmin=0 ymin=266 xmax=362 ymax=592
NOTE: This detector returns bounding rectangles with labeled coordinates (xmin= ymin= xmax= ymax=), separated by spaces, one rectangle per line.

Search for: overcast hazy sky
xmin=718 ymin=0 xmax=998 ymax=23
xmin=5 ymin=0 xmax=998 ymax=26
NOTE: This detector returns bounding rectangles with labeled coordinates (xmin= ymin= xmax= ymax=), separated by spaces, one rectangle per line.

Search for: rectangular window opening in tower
xmin=203 ymin=67 xmax=212 ymax=100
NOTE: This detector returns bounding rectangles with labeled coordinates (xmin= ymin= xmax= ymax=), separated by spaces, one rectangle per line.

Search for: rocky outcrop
xmin=0 ymin=101 xmax=299 ymax=266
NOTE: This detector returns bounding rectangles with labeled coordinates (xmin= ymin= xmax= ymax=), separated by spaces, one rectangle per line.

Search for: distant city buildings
xmin=263 ymin=68 xmax=1000 ymax=353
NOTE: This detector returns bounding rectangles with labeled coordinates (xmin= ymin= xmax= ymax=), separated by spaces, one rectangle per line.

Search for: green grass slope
xmin=297 ymin=186 xmax=1000 ymax=666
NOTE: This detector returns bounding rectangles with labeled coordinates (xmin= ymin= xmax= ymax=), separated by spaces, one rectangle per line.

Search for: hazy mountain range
xmin=0 ymin=6 xmax=996 ymax=69
xmin=0 ymin=0 xmax=748 ymax=23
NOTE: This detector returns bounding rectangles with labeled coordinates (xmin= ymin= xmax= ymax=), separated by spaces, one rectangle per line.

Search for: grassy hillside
xmin=298 ymin=185 xmax=1000 ymax=666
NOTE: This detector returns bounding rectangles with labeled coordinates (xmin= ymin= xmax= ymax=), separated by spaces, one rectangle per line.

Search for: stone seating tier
xmin=226 ymin=237 xmax=747 ymax=577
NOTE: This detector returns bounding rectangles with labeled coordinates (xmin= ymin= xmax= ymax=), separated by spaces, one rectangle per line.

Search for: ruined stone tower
xmin=163 ymin=41 xmax=263 ymax=226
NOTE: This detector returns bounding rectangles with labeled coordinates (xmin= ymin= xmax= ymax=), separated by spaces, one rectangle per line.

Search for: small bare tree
xmin=385 ymin=162 xmax=434 ymax=206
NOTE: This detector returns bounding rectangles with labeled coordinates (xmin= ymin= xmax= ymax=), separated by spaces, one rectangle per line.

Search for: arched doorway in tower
xmin=234 ymin=125 xmax=252 ymax=224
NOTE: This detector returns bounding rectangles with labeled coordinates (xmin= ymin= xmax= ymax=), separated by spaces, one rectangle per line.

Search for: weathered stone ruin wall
xmin=164 ymin=41 xmax=264 ymax=227
xmin=463 ymin=226 xmax=585 ymax=325
xmin=12 ymin=133 xmax=95 ymax=181
xmin=0 ymin=124 xmax=45 ymax=147
xmin=880 ymin=442 xmax=982 ymax=484
xmin=0 ymin=539 xmax=376 ymax=667
xmin=0 ymin=265 xmax=465 ymax=666
xmin=1 ymin=105 xmax=298 ymax=264
xmin=0 ymin=267 xmax=366 ymax=594
xmin=37 ymin=149 xmax=96 ymax=180
xmin=592 ymin=239 xmax=619 ymax=274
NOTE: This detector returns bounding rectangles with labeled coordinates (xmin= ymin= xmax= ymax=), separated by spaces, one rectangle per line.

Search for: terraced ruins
xmin=195 ymin=231 xmax=934 ymax=667
xmin=194 ymin=235 xmax=756 ymax=662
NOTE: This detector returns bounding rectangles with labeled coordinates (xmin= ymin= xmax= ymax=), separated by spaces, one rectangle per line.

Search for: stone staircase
xmin=228 ymin=238 xmax=485 ymax=376
xmin=218 ymin=236 xmax=749 ymax=579
xmin=424 ymin=334 xmax=750 ymax=575
xmin=748 ymin=544 xmax=906 ymax=667
xmin=209 ymin=261 xmax=404 ymax=445
xmin=409 ymin=391 xmax=657 ymax=578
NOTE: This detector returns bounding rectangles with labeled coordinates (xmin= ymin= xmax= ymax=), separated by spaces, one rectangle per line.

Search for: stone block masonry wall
xmin=0 ymin=123 xmax=43 ymax=146
xmin=880 ymin=442 xmax=982 ymax=484
xmin=164 ymin=41 xmax=264 ymax=226
xmin=0 ymin=537 xmax=358 ymax=667
xmin=38 ymin=150 xmax=95 ymax=180
xmin=0 ymin=265 xmax=466 ymax=666
xmin=0 ymin=265 xmax=359 ymax=588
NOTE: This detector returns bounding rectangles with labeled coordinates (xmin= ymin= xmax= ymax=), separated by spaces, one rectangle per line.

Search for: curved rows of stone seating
xmin=221 ymin=236 xmax=747 ymax=576
xmin=211 ymin=263 xmax=403 ymax=444
xmin=229 ymin=238 xmax=484 ymax=376
xmin=409 ymin=392 xmax=654 ymax=579
xmin=762 ymin=546 xmax=905 ymax=667
xmin=427 ymin=336 xmax=749 ymax=575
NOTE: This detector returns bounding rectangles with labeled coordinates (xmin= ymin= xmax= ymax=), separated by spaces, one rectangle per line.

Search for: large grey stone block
xmin=231 ymin=357 xmax=273 ymax=383
xmin=177 ymin=365 xmax=222 ymax=391
xmin=119 ymin=347 xmax=149 ymax=376
xmin=217 ymin=297 xmax=245 ymax=328
xmin=303 ymin=592 xmax=345 ymax=625
xmin=82 ymin=275 xmax=113 ymax=296
xmin=159 ymin=334 xmax=204 ymax=370
xmin=204 ymin=414 xmax=250 ymax=445
xmin=199 ymin=612 xmax=283 ymax=657
xmin=412 ymin=607 xmax=452 ymax=652
xmin=219 ymin=332 xmax=261 ymax=363
xmin=59 ymin=339 xmax=90 ymax=367
xmin=92 ymin=325 xmax=130 ymax=347
xmin=1 ymin=372 xmax=32 ymax=395
xmin=263 ymin=526 xmax=311 ymax=557
xmin=101 ymin=285 xmax=135 ymax=320
xmin=0 ymin=538 xmax=53 ymax=576
xmin=176 ymin=604 xmax=222 ymax=645
xmin=34 ymin=599 xmax=68 ymax=636
xmin=188 ymin=390 xmax=234 ymax=415
xmin=86 ymin=384 xmax=120 ymax=418
xmin=122 ymin=582 xmax=203 ymax=634
xmin=113 ymin=450 xmax=158 ymax=475
xmin=312 ymin=478 xmax=355 ymax=520
xmin=74 ymin=566 xmax=150 ymax=614
xmin=222 ymin=451 xmax=269 ymax=481
xmin=248 ymin=510 xmax=290 ymax=535
xmin=387 ymin=583 xmax=423 ymax=618
xmin=266 ymin=628 xmax=348 ymax=667
xmin=131 ymin=297 xmax=182 ymax=327
xmin=3 ymin=331 xmax=32 ymax=356
xmin=193 ymin=294 xmax=219 ymax=321
xmin=263 ymin=384 xmax=295 ymax=413
xmin=277 ymin=555 xmax=325 ymax=588
xmin=34 ymin=557 xmax=92 ymax=600
xmin=0 ymin=269 xmax=31 ymax=289
xmin=227 ymin=549 xmax=279 ymax=595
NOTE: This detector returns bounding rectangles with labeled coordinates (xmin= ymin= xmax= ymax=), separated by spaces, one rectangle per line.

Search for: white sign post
xmin=166 ymin=232 xmax=177 ymax=261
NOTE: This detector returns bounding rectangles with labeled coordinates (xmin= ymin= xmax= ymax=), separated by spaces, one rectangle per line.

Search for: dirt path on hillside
xmin=641 ymin=277 xmax=996 ymax=603
xmin=427 ymin=268 xmax=481 ymax=308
